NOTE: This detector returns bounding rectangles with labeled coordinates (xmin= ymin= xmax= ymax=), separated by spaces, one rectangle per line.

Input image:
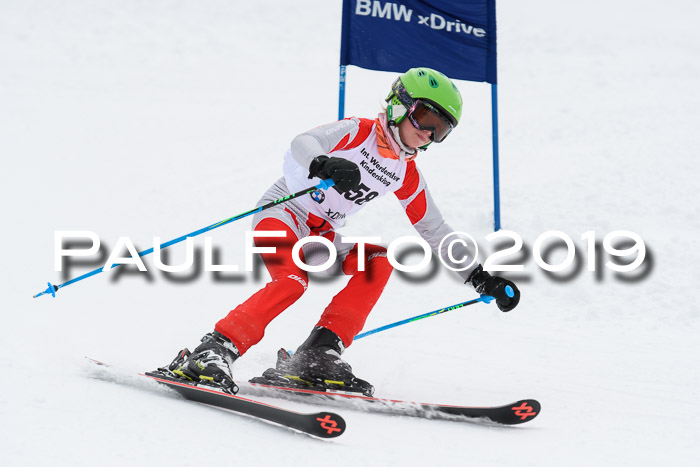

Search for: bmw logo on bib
xmin=311 ymin=189 xmax=325 ymax=204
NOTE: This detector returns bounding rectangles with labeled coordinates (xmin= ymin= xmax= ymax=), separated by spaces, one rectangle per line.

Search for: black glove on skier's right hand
xmin=308 ymin=155 xmax=361 ymax=193
xmin=467 ymin=264 xmax=520 ymax=312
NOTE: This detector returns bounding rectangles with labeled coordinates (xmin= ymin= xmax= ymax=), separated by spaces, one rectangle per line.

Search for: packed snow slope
xmin=2 ymin=1 xmax=699 ymax=466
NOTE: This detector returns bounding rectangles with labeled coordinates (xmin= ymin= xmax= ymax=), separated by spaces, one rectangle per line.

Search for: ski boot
xmin=250 ymin=327 xmax=374 ymax=396
xmin=161 ymin=331 xmax=240 ymax=394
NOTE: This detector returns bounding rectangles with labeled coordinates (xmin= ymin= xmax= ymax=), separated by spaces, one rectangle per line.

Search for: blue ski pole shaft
xmin=33 ymin=179 xmax=336 ymax=299
xmin=353 ymin=295 xmax=494 ymax=341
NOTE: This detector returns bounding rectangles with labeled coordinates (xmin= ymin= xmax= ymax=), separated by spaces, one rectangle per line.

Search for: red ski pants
xmin=215 ymin=217 xmax=393 ymax=354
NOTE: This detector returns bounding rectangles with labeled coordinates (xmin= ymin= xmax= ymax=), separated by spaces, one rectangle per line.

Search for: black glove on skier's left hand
xmin=467 ymin=264 xmax=520 ymax=312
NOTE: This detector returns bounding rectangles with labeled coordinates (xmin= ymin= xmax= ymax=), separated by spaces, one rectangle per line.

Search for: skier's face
xmin=398 ymin=116 xmax=432 ymax=149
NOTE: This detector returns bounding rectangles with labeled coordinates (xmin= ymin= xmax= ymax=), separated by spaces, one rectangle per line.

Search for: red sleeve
xmin=330 ymin=118 xmax=375 ymax=153
xmin=394 ymin=161 xmax=419 ymax=200
xmin=394 ymin=161 xmax=427 ymax=225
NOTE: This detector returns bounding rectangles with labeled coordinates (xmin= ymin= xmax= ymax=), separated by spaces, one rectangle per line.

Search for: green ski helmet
xmin=386 ymin=67 xmax=462 ymax=143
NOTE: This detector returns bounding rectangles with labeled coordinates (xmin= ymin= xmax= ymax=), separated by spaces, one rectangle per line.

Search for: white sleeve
xmin=290 ymin=118 xmax=362 ymax=169
xmin=394 ymin=161 xmax=479 ymax=281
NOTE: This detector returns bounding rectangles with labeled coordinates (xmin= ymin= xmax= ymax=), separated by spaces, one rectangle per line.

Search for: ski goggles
xmin=390 ymin=78 xmax=454 ymax=143
xmin=407 ymin=99 xmax=454 ymax=143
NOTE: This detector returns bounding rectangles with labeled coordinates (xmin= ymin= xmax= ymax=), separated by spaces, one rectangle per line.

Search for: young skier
xmin=163 ymin=67 xmax=520 ymax=396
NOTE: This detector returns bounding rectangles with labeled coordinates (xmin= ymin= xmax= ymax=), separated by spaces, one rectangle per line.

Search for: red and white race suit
xmin=214 ymin=113 xmax=477 ymax=353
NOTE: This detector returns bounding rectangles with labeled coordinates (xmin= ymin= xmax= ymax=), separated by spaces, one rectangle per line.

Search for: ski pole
xmin=33 ymin=179 xmax=336 ymax=299
xmin=353 ymin=295 xmax=495 ymax=341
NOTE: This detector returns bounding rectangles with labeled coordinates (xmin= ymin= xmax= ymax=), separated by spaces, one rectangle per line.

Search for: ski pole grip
xmin=317 ymin=178 xmax=335 ymax=190
xmin=480 ymin=295 xmax=494 ymax=304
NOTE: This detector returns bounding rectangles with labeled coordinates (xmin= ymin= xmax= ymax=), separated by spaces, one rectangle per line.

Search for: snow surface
xmin=2 ymin=0 xmax=699 ymax=465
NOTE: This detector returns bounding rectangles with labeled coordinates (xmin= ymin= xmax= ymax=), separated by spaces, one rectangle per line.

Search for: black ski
xmin=87 ymin=359 xmax=346 ymax=439
xmin=145 ymin=372 xmax=346 ymax=438
xmin=238 ymin=380 xmax=540 ymax=425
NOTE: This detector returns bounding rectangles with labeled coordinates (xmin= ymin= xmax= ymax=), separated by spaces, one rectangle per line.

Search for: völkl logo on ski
xmin=316 ymin=414 xmax=343 ymax=435
xmin=512 ymin=402 xmax=537 ymax=420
